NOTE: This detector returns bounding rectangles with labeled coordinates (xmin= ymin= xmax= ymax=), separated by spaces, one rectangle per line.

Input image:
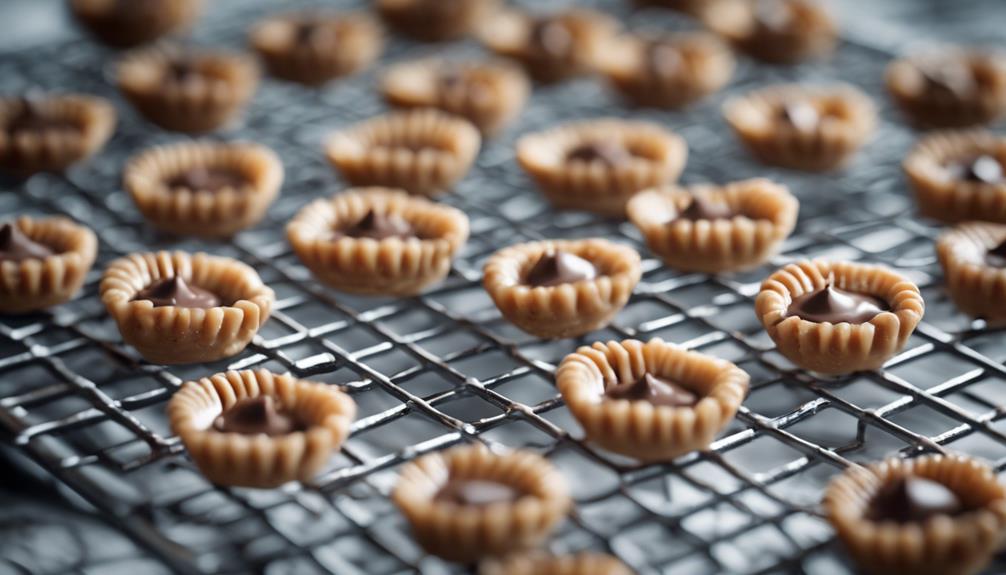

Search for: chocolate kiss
xmin=525 ymin=250 xmax=597 ymax=287
xmin=212 ymin=395 xmax=303 ymax=436
xmin=0 ymin=222 xmax=54 ymax=263
xmin=779 ymin=101 xmax=820 ymax=132
xmin=869 ymin=476 xmax=965 ymax=523
xmin=565 ymin=141 xmax=633 ymax=166
xmin=435 ymin=479 xmax=521 ymax=506
xmin=956 ymin=155 xmax=1004 ymax=184
xmin=678 ymin=196 xmax=734 ymax=221
xmin=986 ymin=237 xmax=1006 ymax=268
xmin=605 ymin=373 xmax=699 ymax=407
xmin=787 ymin=283 xmax=889 ymax=324
xmin=339 ymin=210 xmax=415 ymax=240
xmin=133 ymin=275 xmax=221 ymax=308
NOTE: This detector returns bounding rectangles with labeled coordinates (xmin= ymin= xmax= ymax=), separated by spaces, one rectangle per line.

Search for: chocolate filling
xmin=435 ymin=478 xmax=522 ymax=506
xmin=525 ymin=250 xmax=597 ymax=287
xmin=133 ymin=276 xmax=221 ymax=308
xmin=778 ymin=101 xmax=820 ymax=133
xmin=950 ymin=155 xmax=1004 ymax=184
xmin=605 ymin=373 xmax=699 ymax=407
xmin=986 ymin=238 xmax=1006 ymax=268
xmin=335 ymin=210 xmax=416 ymax=240
xmin=646 ymin=40 xmax=683 ymax=80
xmin=565 ymin=141 xmax=633 ymax=166
xmin=168 ymin=167 xmax=246 ymax=192
xmin=166 ymin=59 xmax=201 ymax=84
xmin=787 ymin=283 xmax=889 ymax=324
xmin=212 ymin=395 xmax=305 ymax=436
xmin=293 ymin=20 xmax=336 ymax=47
xmin=678 ymin=196 xmax=734 ymax=221
xmin=753 ymin=0 xmax=796 ymax=32
xmin=6 ymin=98 xmax=76 ymax=136
xmin=869 ymin=476 xmax=966 ymax=523
xmin=0 ymin=222 xmax=54 ymax=263
xmin=529 ymin=18 xmax=573 ymax=60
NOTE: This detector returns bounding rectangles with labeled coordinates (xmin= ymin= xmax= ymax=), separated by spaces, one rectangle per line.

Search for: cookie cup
xmin=755 ymin=260 xmax=924 ymax=375
xmin=627 ymin=178 xmax=798 ymax=273
xmin=249 ymin=12 xmax=382 ymax=86
xmin=287 ymin=187 xmax=469 ymax=296
xmin=480 ymin=9 xmax=617 ymax=83
xmin=392 ymin=444 xmax=571 ymax=563
xmin=704 ymin=0 xmax=836 ymax=64
xmin=0 ymin=216 xmax=97 ymax=314
xmin=556 ymin=338 xmax=749 ymax=461
xmin=824 ymin=454 xmax=1006 ymax=575
xmin=117 ymin=46 xmax=259 ymax=133
xmin=597 ymin=31 xmax=734 ymax=109
xmin=69 ymin=0 xmax=202 ymax=48
xmin=100 ymin=251 xmax=274 ymax=364
xmin=517 ymin=119 xmax=687 ymax=217
xmin=483 ymin=239 xmax=641 ymax=339
xmin=937 ymin=223 xmax=1006 ymax=322
xmin=0 ymin=95 xmax=116 ymax=176
xmin=903 ymin=130 xmax=1006 ymax=224
xmin=381 ymin=58 xmax=530 ymax=136
xmin=886 ymin=50 xmax=1006 ymax=129
xmin=325 ymin=109 xmax=480 ymax=197
xmin=124 ymin=141 xmax=283 ymax=238
xmin=167 ymin=369 xmax=356 ymax=488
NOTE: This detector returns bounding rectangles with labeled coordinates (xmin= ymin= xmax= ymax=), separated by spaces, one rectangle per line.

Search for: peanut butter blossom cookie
xmin=117 ymin=46 xmax=259 ymax=133
xmin=0 ymin=216 xmax=97 ymax=314
xmin=480 ymin=8 xmax=617 ymax=83
xmin=249 ymin=11 xmax=382 ymax=86
xmin=392 ymin=444 xmax=570 ymax=563
xmin=556 ymin=338 xmax=749 ymax=461
xmin=168 ymin=369 xmax=356 ymax=488
xmin=517 ymin=118 xmax=687 ymax=216
xmin=69 ymin=0 xmax=203 ymax=48
xmin=903 ymin=130 xmax=1006 ymax=224
xmin=124 ymin=141 xmax=283 ymax=238
xmin=627 ymin=178 xmax=798 ymax=273
xmin=0 ymin=94 xmax=116 ymax=176
xmin=597 ymin=31 xmax=734 ymax=109
xmin=100 ymin=251 xmax=274 ymax=364
xmin=937 ymin=222 xmax=1006 ymax=322
xmin=326 ymin=109 xmax=481 ymax=197
xmin=755 ymin=260 xmax=924 ymax=375
xmin=381 ymin=58 xmax=530 ymax=136
xmin=377 ymin=0 xmax=500 ymax=42
xmin=723 ymin=83 xmax=876 ymax=171
xmin=704 ymin=0 xmax=836 ymax=64
xmin=886 ymin=48 xmax=1006 ymax=128
xmin=483 ymin=239 xmax=641 ymax=338
xmin=824 ymin=454 xmax=1006 ymax=575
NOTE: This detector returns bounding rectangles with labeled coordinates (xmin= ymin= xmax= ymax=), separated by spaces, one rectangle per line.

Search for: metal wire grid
xmin=2 ymin=0 xmax=1006 ymax=573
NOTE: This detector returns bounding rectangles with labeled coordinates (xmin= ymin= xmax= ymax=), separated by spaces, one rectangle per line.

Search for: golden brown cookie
xmin=886 ymin=49 xmax=1006 ymax=129
xmin=381 ymin=58 xmax=530 ymax=136
xmin=479 ymin=552 xmax=633 ymax=575
xmin=556 ymin=338 xmax=749 ymax=461
xmin=903 ymin=130 xmax=1006 ymax=224
xmin=755 ymin=260 xmax=924 ymax=375
xmin=117 ymin=46 xmax=259 ymax=133
xmin=377 ymin=0 xmax=500 ymax=42
xmin=0 ymin=95 xmax=116 ymax=176
xmin=937 ymin=222 xmax=1006 ymax=322
xmin=480 ymin=8 xmax=618 ymax=83
xmin=124 ymin=141 xmax=283 ymax=238
xmin=824 ymin=454 xmax=1006 ymax=575
xmin=392 ymin=444 xmax=570 ymax=563
xmin=249 ymin=11 xmax=382 ymax=86
xmin=70 ymin=0 xmax=203 ymax=48
xmin=704 ymin=0 xmax=836 ymax=64
xmin=627 ymin=178 xmax=798 ymax=273
xmin=0 ymin=216 xmax=97 ymax=314
xmin=597 ymin=31 xmax=734 ymax=109
xmin=287 ymin=187 xmax=469 ymax=296
xmin=723 ymin=83 xmax=876 ymax=171
xmin=483 ymin=239 xmax=641 ymax=339
xmin=517 ymin=118 xmax=687 ymax=216
xmin=100 ymin=251 xmax=274 ymax=364
xmin=325 ymin=109 xmax=480 ymax=197
xmin=168 ymin=369 xmax=356 ymax=488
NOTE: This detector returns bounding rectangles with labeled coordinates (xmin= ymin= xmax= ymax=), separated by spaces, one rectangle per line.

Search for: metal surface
xmin=2 ymin=1 xmax=1006 ymax=573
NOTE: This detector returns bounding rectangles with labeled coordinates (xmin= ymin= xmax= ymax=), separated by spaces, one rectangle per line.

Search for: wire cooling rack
xmin=3 ymin=0 xmax=1006 ymax=573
